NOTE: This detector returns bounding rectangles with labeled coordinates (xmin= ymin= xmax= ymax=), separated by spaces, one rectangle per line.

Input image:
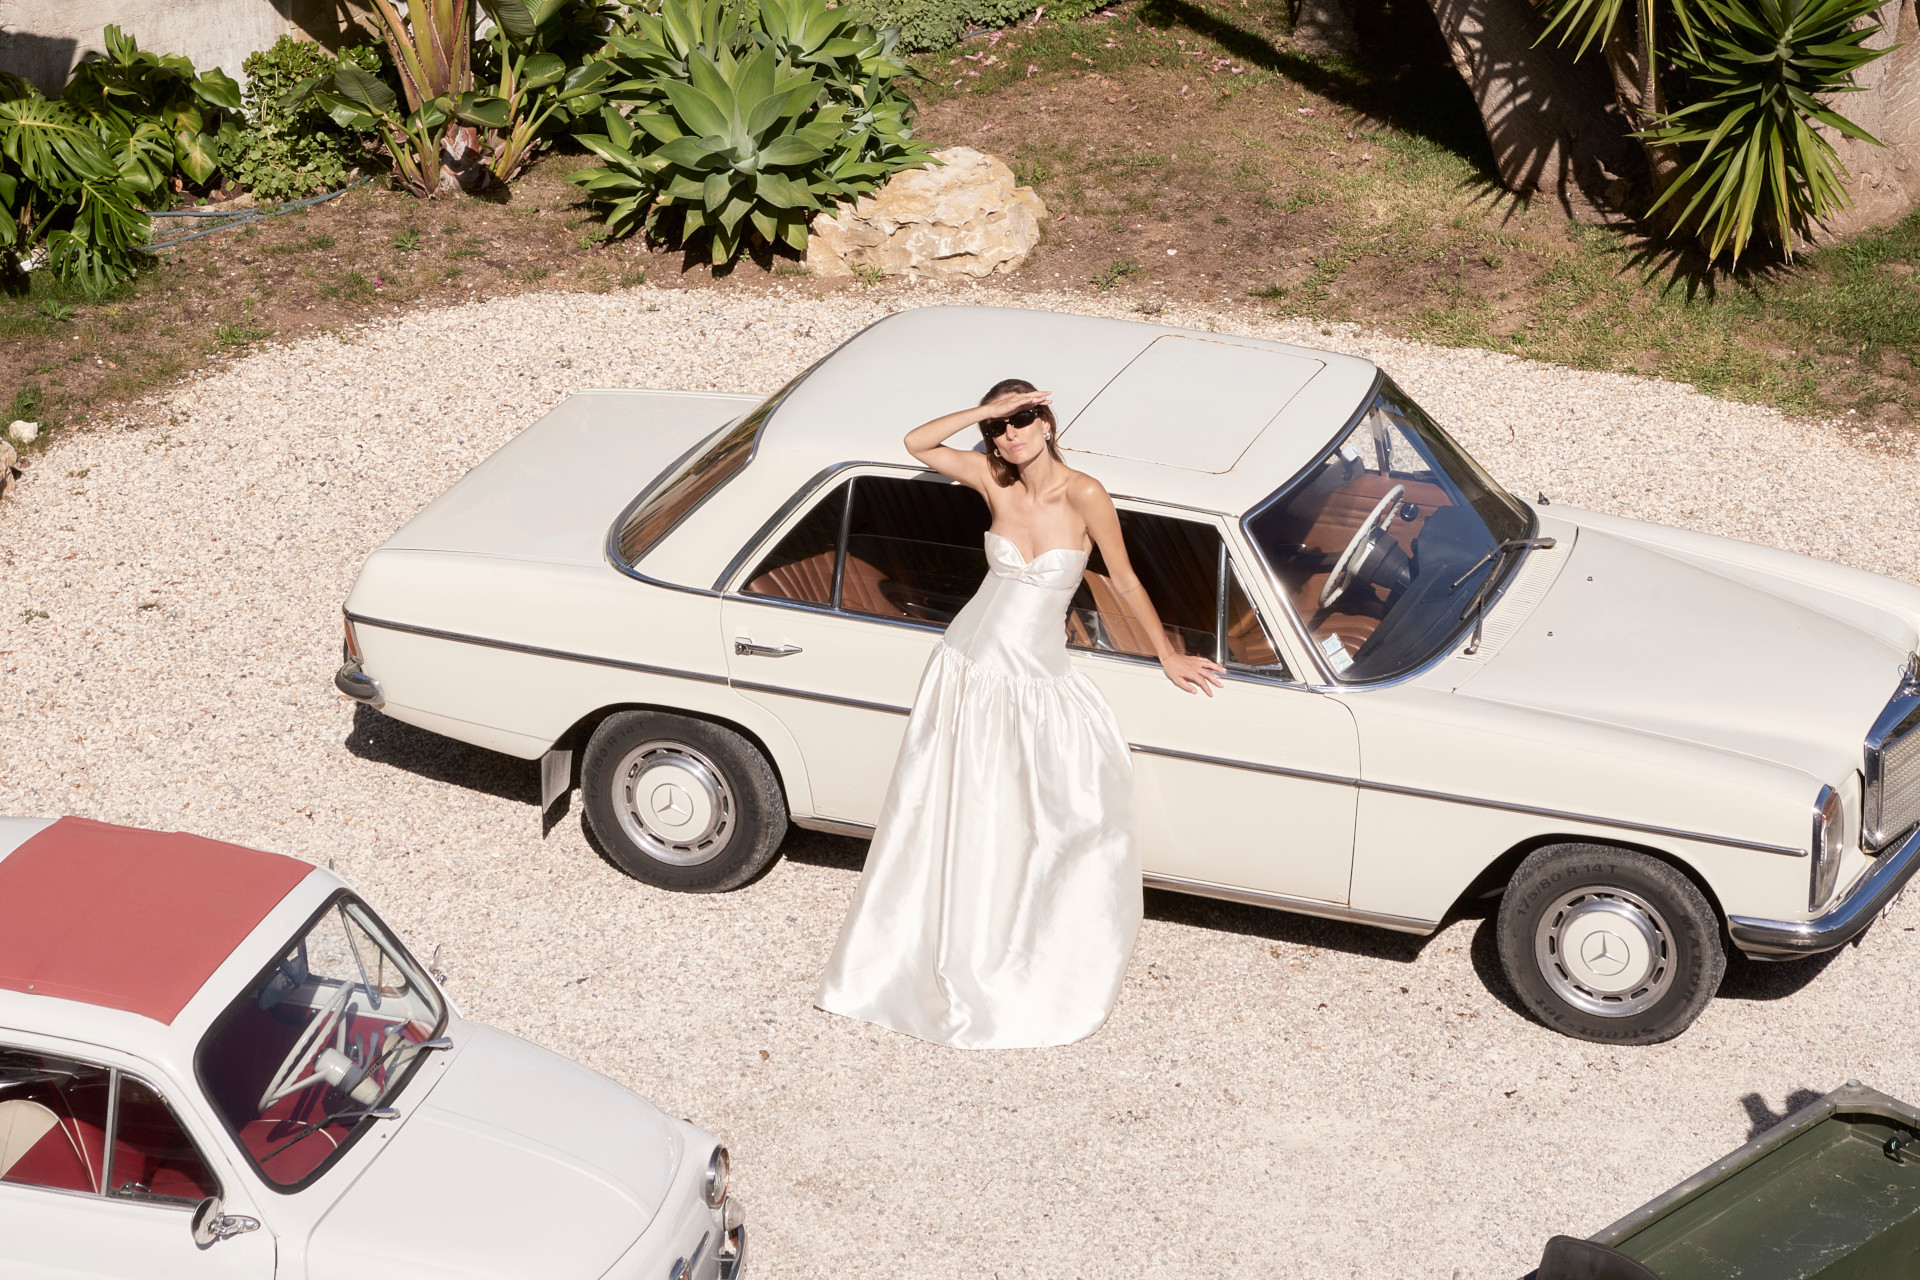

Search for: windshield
xmin=1245 ymin=379 xmax=1528 ymax=682
xmin=197 ymin=894 xmax=446 ymax=1191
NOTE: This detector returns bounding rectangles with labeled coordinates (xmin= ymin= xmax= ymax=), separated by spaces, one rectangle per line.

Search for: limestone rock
xmin=0 ymin=440 xmax=15 ymax=503
xmin=807 ymin=147 xmax=1047 ymax=281
xmin=8 ymin=420 xmax=38 ymax=444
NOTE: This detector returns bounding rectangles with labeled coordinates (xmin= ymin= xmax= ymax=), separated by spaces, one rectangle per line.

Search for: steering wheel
xmin=1319 ymin=484 xmax=1405 ymax=609
xmin=258 ymin=980 xmax=357 ymax=1111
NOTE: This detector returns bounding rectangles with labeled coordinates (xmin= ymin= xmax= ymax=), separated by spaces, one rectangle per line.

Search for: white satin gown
xmin=815 ymin=532 xmax=1141 ymax=1049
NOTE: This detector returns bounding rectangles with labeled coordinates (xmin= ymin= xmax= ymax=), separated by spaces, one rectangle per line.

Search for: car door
xmin=0 ymin=1042 xmax=276 ymax=1278
xmin=720 ymin=470 xmax=984 ymax=825
xmin=1069 ymin=506 xmax=1362 ymax=906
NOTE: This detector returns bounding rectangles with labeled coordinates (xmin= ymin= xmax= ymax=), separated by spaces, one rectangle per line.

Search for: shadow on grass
xmin=1138 ymin=0 xmax=1501 ymax=193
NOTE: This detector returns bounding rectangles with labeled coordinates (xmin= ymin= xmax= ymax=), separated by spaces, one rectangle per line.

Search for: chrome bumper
xmin=718 ymin=1220 xmax=746 ymax=1280
xmin=333 ymin=659 xmax=383 ymax=708
xmin=1728 ymin=822 xmax=1920 ymax=957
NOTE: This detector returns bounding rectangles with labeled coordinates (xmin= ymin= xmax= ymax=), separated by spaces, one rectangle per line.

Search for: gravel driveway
xmin=5 ymin=285 xmax=1919 ymax=1279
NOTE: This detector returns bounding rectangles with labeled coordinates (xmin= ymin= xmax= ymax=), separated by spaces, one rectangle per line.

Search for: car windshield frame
xmin=193 ymin=891 xmax=448 ymax=1195
xmin=1241 ymin=372 xmax=1533 ymax=685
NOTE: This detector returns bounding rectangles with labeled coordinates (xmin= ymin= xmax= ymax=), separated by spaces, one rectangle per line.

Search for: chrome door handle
xmin=735 ymin=640 xmax=803 ymax=658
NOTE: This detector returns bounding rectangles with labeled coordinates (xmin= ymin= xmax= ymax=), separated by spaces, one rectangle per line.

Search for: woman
xmin=815 ymin=379 xmax=1225 ymax=1049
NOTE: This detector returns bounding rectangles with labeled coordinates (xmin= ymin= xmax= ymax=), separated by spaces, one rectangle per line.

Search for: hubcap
xmin=1534 ymin=886 xmax=1675 ymax=1018
xmin=612 ymin=741 xmax=733 ymax=867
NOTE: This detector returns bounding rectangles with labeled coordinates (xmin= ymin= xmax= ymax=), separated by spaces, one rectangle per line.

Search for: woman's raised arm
xmin=1072 ymin=475 xmax=1226 ymax=697
xmin=904 ymin=388 xmax=1051 ymax=490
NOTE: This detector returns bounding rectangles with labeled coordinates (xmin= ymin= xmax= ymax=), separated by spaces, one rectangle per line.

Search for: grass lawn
xmin=904 ymin=0 xmax=1919 ymax=438
xmin=3 ymin=0 xmax=1914 ymax=455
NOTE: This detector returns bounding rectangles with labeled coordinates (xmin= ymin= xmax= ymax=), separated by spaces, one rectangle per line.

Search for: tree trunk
xmin=1421 ymin=0 xmax=1645 ymax=220
xmin=1596 ymin=14 xmax=1685 ymax=230
xmin=1810 ymin=0 xmax=1920 ymax=243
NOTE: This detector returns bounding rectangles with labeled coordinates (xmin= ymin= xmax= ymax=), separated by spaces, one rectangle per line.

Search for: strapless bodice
xmin=940 ymin=532 xmax=1087 ymax=681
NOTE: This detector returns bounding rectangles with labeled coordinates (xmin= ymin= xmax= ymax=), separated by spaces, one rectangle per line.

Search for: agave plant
xmin=1644 ymin=0 xmax=1889 ymax=262
xmin=575 ymin=0 xmax=928 ymax=263
xmin=62 ymin=24 xmax=242 ymax=189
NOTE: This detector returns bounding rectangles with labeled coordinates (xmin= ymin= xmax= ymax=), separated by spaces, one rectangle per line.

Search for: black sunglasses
xmin=982 ymin=408 xmax=1039 ymax=438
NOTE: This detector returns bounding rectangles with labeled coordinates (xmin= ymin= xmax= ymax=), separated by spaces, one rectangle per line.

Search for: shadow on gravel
xmin=1740 ymin=1088 xmax=1827 ymax=1142
xmin=343 ymin=704 xmax=539 ymax=806
xmin=1715 ymin=947 xmax=1841 ymax=1002
xmin=1144 ymin=888 xmax=1441 ymax=963
xmin=778 ymin=828 xmax=870 ymax=875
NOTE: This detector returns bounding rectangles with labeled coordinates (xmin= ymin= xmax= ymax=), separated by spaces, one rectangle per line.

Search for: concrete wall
xmin=0 ymin=0 xmax=367 ymax=96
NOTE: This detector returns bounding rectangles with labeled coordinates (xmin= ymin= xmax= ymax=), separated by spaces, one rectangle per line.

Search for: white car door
xmin=0 ymin=1044 xmax=275 ymax=1279
xmin=1069 ymin=507 xmax=1361 ymax=905
xmin=720 ymin=470 xmax=971 ymax=825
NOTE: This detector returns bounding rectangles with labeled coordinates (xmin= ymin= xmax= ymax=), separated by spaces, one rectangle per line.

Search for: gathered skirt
xmin=814 ymin=643 xmax=1140 ymax=1049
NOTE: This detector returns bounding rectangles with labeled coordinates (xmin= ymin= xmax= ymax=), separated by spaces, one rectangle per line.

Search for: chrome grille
xmin=1876 ymin=721 xmax=1920 ymax=844
xmin=1865 ymin=672 xmax=1920 ymax=848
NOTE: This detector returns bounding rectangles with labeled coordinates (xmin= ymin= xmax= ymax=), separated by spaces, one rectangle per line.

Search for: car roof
xmin=0 ymin=817 xmax=316 ymax=1026
xmin=639 ymin=306 xmax=1380 ymax=589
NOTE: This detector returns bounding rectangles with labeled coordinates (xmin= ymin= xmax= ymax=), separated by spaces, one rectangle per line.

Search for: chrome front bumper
xmin=1728 ymin=822 xmax=1920 ymax=957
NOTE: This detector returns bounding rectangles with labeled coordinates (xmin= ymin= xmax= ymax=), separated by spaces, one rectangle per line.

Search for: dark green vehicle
xmin=1540 ymin=1083 xmax=1920 ymax=1279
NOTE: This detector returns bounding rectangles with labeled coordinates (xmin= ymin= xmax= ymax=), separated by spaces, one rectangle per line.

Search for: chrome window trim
xmin=1239 ymin=370 xmax=1540 ymax=691
xmin=345 ymin=613 xmax=729 ymax=686
xmin=1139 ymin=871 xmax=1439 ymax=935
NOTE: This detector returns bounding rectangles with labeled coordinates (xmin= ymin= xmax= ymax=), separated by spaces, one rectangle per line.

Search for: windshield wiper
xmin=259 ymin=1106 xmax=401 ymax=1163
xmin=1452 ymin=537 xmax=1555 ymax=655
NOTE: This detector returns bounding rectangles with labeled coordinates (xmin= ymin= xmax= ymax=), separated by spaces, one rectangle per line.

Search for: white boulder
xmin=806 ymin=147 xmax=1047 ymax=282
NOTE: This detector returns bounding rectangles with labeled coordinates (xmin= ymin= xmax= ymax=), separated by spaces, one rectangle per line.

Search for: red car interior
xmin=0 ymin=1051 xmax=212 ymax=1204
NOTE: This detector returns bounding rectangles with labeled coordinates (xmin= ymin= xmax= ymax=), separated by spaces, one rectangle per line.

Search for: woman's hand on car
xmin=1160 ymin=651 xmax=1226 ymax=696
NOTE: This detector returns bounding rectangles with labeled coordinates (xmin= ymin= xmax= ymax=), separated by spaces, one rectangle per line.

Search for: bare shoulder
xmin=1063 ymin=469 xmax=1114 ymax=511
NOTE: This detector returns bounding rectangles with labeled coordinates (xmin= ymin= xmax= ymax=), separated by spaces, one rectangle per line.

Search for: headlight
xmin=704 ymin=1145 xmax=729 ymax=1208
xmin=1811 ymin=784 xmax=1843 ymax=911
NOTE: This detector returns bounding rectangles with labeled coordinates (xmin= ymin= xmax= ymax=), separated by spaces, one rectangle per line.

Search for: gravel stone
xmin=4 ymin=284 xmax=1918 ymax=1279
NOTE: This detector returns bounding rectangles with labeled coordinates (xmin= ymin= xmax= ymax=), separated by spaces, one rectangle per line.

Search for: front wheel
xmin=1497 ymin=843 xmax=1725 ymax=1045
xmin=582 ymin=711 xmax=788 ymax=892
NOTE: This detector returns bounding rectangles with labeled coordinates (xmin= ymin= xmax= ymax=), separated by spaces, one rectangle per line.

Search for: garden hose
xmin=140 ymin=174 xmax=379 ymax=252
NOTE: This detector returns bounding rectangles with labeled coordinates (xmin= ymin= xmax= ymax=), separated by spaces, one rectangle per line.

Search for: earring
xmin=992 ymin=447 xmax=1002 ymax=458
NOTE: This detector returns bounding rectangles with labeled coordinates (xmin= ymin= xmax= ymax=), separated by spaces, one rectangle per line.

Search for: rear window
xmin=614 ymin=370 xmax=810 ymax=567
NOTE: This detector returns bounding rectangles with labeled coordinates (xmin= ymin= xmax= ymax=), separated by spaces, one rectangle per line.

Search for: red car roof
xmin=0 ymin=817 xmax=313 ymax=1025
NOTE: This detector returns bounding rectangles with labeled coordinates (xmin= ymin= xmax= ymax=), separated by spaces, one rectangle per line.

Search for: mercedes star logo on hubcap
xmin=1579 ymin=929 xmax=1630 ymax=977
xmin=651 ymin=782 xmax=692 ymax=826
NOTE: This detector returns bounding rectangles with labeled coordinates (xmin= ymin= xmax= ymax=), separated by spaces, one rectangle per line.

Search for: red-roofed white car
xmin=0 ymin=817 xmax=744 ymax=1280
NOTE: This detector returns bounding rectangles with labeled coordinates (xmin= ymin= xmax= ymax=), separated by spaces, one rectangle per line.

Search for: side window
xmin=110 ymin=1077 xmax=217 ymax=1204
xmin=743 ymin=481 xmax=847 ymax=608
xmin=0 ymin=1047 xmax=108 ymax=1195
xmin=842 ymin=476 xmax=990 ymax=625
xmin=1070 ymin=511 xmax=1220 ymax=659
xmin=1225 ymin=566 xmax=1289 ymax=676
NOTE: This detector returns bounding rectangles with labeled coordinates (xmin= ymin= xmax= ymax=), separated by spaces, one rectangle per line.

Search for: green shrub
xmin=223 ymin=36 xmax=382 ymax=202
xmin=851 ymin=0 xmax=1104 ymax=53
xmin=570 ymin=0 xmax=931 ymax=263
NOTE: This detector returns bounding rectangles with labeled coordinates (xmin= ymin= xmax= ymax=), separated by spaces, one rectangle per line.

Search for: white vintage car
xmin=338 ymin=305 xmax=1920 ymax=1044
xmin=0 ymin=816 xmax=743 ymax=1279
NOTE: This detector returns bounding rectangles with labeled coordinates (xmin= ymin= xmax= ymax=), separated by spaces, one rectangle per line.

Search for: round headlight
xmin=704 ymin=1145 xmax=730 ymax=1208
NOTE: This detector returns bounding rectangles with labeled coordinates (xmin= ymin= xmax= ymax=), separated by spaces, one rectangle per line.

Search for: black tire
xmin=581 ymin=710 xmax=788 ymax=892
xmin=1497 ymin=843 xmax=1725 ymax=1045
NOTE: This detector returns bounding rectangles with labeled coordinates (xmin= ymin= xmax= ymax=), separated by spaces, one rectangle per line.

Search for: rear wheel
xmin=1497 ymin=843 xmax=1724 ymax=1045
xmin=582 ymin=711 xmax=787 ymax=892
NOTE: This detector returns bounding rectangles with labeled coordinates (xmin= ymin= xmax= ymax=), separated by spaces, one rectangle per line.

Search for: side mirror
xmin=191 ymin=1197 xmax=261 ymax=1247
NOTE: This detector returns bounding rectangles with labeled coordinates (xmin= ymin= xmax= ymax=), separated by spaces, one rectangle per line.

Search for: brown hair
xmin=979 ymin=378 xmax=1062 ymax=487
